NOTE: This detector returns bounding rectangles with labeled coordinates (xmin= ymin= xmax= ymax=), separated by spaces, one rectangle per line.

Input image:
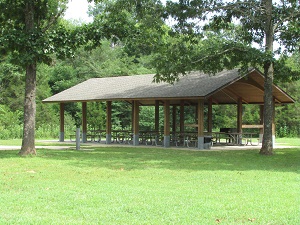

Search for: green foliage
xmin=0 ymin=1 xmax=67 ymax=66
xmin=111 ymin=102 xmax=132 ymax=129
xmin=139 ymin=106 xmax=156 ymax=131
xmin=87 ymin=102 xmax=106 ymax=131
xmin=0 ymin=1 xmax=105 ymax=67
xmin=275 ymin=51 xmax=300 ymax=137
xmin=152 ymin=31 xmax=267 ymax=83
xmin=0 ymin=59 xmax=24 ymax=111
xmin=90 ymin=0 xmax=167 ymax=58
xmin=151 ymin=0 xmax=300 ymax=83
xmin=0 ymin=105 xmax=23 ymax=139
xmin=48 ymin=63 xmax=77 ymax=94
xmin=275 ymin=79 xmax=300 ymax=137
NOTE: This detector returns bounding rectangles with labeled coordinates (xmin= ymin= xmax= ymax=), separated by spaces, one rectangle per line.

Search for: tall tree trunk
xmin=19 ymin=2 xmax=36 ymax=156
xmin=260 ymin=0 xmax=274 ymax=155
xmin=19 ymin=63 xmax=37 ymax=156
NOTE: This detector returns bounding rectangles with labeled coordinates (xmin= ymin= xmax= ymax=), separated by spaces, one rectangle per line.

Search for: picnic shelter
xmin=42 ymin=68 xmax=294 ymax=149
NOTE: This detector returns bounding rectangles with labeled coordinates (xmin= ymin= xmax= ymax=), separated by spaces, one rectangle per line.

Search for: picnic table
xmin=211 ymin=131 xmax=258 ymax=145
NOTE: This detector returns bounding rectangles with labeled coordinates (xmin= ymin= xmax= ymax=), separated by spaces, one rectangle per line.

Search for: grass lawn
xmin=0 ymin=139 xmax=75 ymax=146
xmin=0 ymin=139 xmax=299 ymax=224
xmin=275 ymin=137 xmax=300 ymax=147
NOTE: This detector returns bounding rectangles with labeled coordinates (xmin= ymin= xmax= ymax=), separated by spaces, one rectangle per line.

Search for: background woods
xmin=0 ymin=43 xmax=299 ymax=140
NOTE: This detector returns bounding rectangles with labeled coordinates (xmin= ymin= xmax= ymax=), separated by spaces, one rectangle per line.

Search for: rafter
xmin=226 ymin=87 xmax=249 ymax=104
xmin=237 ymin=77 xmax=264 ymax=92
xmin=221 ymin=89 xmax=238 ymax=103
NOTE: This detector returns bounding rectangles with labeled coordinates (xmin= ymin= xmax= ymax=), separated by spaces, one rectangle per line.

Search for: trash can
xmin=204 ymin=136 xmax=212 ymax=149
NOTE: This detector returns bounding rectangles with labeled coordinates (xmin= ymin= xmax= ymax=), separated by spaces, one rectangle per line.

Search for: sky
xmin=64 ymin=0 xmax=169 ymax=22
xmin=64 ymin=0 xmax=93 ymax=22
xmin=64 ymin=0 xmax=280 ymax=53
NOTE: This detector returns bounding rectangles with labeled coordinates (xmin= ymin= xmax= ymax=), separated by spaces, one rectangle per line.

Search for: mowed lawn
xmin=0 ymin=139 xmax=299 ymax=224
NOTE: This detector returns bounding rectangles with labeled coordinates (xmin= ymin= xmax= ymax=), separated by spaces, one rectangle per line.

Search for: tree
xmin=0 ymin=0 xmax=101 ymax=155
xmin=152 ymin=0 xmax=300 ymax=155
xmin=0 ymin=1 xmax=65 ymax=155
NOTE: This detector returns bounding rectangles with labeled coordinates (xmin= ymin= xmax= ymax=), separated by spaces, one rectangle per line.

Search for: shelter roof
xmin=43 ymin=68 xmax=294 ymax=105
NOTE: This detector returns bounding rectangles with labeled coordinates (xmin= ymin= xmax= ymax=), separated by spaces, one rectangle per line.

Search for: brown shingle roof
xmin=42 ymin=68 xmax=294 ymax=105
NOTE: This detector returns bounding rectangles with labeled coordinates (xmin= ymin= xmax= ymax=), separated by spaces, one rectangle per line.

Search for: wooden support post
xmin=207 ymin=98 xmax=213 ymax=133
xmin=172 ymin=106 xmax=177 ymax=135
xmin=237 ymin=98 xmax=243 ymax=145
xmin=106 ymin=101 xmax=112 ymax=144
xmin=237 ymin=98 xmax=243 ymax=133
xmin=155 ymin=100 xmax=159 ymax=133
xmin=197 ymin=99 xmax=204 ymax=149
xmin=133 ymin=100 xmax=139 ymax=146
xmin=59 ymin=103 xmax=64 ymax=142
xmin=82 ymin=102 xmax=87 ymax=143
xmin=131 ymin=101 xmax=134 ymax=132
xmin=195 ymin=105 xmax=198 ymax=132
xmin=164 ymin=101 xmax=170 ymax=147
xmin=180 ymin=100 xmax=184 ymax=134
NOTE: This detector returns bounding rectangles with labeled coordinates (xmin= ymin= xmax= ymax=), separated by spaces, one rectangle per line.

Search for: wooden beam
xmin=222 ymin=88 xmax=248 ymax=103
xmin=197 ymin=99 xmax=204 ymax=137
xmin=242 ymin=124 xmax=264 ymax=129
xmin=59 ymin=103 xmax=64 ymax=142
xmin=133 ymin=100 xmax=139 ymax=134
xmin=180 ymin=100 xmax=184 ymax=133
xmin=164 ymin=101 xmax=170 ymax=136
xmin=164 ymin=100 xmax=170 ymax=147
xmin=172 ymin=106 xmax=177 ymax=134
xmin=185 ymin=100 xmax=194 ymax=106
xmin=82 ymin=102 xmax=87 ymax=143
xmin=274 ymin=97 xmax=282 ymax=104
xmin=209 ymin=96 xmax=219 ymax=104
xmin=133 ymin=100 xmax=140 ymax=146
xmin=155 ymin=100 xmax=159 ymax=133
xmin=197 ymin=99 xmax=204 ymax=149
xmin=237 ymin=97 xmax=243 ymax=134
xmin=106 ymin=101 xmax=112 ymax=144
xmin=131 ymin=101 xmax=134 ymax=132
xmin=221 ymin=89 xmax=238 ymax=103
xmin=238 ymin=77 xmax=264 ymax=92
xmin=238 ymin=78 xmax=282 ymax=103
xmin=207 ymin=98 xmax=213 ymax=133
xmin=226 ymin=87 xmax=249 ymax=104
xmin=194 ymin=104 xmax=197 ymax=122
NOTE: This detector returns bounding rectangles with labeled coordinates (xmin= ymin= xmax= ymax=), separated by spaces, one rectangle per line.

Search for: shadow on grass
xmin=1 ymin=147 xmax=299 ymax=173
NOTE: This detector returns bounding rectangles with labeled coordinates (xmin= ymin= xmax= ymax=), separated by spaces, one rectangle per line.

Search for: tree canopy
xmin=150 ymin=0 xmax=300 ymax=155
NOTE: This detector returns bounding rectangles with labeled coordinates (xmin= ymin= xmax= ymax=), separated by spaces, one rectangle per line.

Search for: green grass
xmin=0 ymin=143 xmax=299 ymax=224
xmin=0 ymin=139 xmax=79 ymax=146
xmin=275 ymin=137 xmax=300 ymax=147
xmin=0 ymin=139 xmax=22 ymax=145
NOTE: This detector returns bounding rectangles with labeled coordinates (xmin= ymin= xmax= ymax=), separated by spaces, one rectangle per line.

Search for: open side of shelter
xmin=43 ymin=68 xmax=294 ymax=149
